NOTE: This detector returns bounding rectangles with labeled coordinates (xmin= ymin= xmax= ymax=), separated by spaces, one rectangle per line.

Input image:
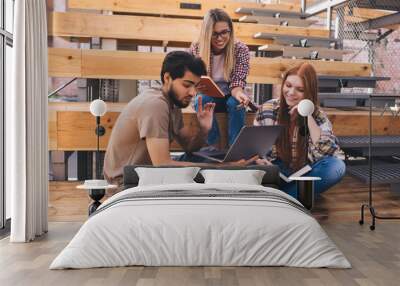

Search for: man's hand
xmin=224 ymin=155 xmax=259 ymax=167
xmin=196 ymin=95 xmax=215 ymax=133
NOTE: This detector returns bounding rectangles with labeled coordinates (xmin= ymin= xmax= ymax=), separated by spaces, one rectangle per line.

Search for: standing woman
xmin=189 ymin=8 xmax=250 ymax=148
xmin=254 ymin=63 xmax=346 ymax=198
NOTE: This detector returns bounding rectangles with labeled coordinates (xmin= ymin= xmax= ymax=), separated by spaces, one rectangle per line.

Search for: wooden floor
xmin=0 ymin=221 xmax=399 ymax=286
xmin=1 ymin=175 xmax=400 ymax=286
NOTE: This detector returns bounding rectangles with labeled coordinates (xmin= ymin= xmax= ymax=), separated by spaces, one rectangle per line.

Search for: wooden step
xmin=48 ymin=48 xmax=372 ymax=84
xmin=48 ymin=102 xmax=400 ymax=151
xmin=319 ymin=93 xmax=397 ymax=108
xmin=68 ymin=0 xmax=301 ymax=21
xmin=282 ymin=46 xmax=346 ymax=61
xmin=258 ymin=44 xmax=352 ymax=61
xmin=48 ymin=12 xmax=330 ymax=47
xmin=318 ymin=75 xmax=390 ymax=88
xmin=49 ymin=102 xmax=256 ymax=151
xmin=239 ymin=15 xmax=317 ymax=27
xmin=354 ymin=0 xmax=400 ymax=11
xmin=347 ymin=6 xmax=399 ymax=29
xmin=339 ymin=135 xmax=400 ymax=148
xmin=235 ymin=7 xmax=308 ymax=19
xmin=254 ymin=32 xmax=337 ymax=48
xmin=347 ymin=163 xmax=400 ymax=184
xmin=319 ymin=93 xmax=398 ymax=99
xmin=319 ymin=92 xmax=370 ymax=108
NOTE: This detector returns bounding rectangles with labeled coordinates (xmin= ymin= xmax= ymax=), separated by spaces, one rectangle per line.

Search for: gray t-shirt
xmin=103 ymin=88 xmax=183 ymax=184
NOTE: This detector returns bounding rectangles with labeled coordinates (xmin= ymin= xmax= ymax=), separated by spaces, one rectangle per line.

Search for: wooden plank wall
xmin=48 ymin=48 xmax=372 ymax=84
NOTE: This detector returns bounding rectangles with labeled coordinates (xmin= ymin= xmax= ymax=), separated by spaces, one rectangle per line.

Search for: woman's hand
xmin=288 ymin=104 xmax=299 ymax=116
xmin=234 ymin=93 xmax=250 ymax=108
xmin=231 ymin=87 xmax=250 ymax=108
xmin=255 ymin=158 xmax=272 ymax=166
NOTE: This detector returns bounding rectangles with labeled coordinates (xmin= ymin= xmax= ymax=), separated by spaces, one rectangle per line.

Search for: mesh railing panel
xmin=335 ymin=0 xmax=400 ymax=93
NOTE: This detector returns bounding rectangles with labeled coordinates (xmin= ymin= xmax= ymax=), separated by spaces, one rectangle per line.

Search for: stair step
xmin=239 ymin=15 xmax=316 ymax=27
xmin=254 ymin=33 xmax=337 ymax=48
xmin=235 ymin=7 xmax=308 ymax=18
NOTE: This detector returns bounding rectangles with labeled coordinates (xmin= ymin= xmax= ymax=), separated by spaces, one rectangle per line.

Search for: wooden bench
xmin=318 ymin=75 xmax=390 ymax=89
xmin=317 ymin=77 xmax=391 ymax=107
xmin=339 ymin=135 xmax=400 ymax=157
xmin=49 ymin=102 xmax=256 ymax=151
xmin=49 ymin=103 xmax=400 ymax=151
xmin=67 ymin=0 xmax=398 ymax=30
xmin=239 ymin=15 xmax=317 ymax=27
xmin=254 ymin=33 xmax=338 ymax=48
xmin=318 ymin=93 xmax=396 ymax=108
xmin=48 ymin=48 xmax=372 ymax=84
xmin=48 ymin=12 xmax=330 ymax=47
xmin=258 ymin=44 xmax=352 ymax=61
xmin=354 ymin=0 xmax=400 ymax=11
xmin=235 ymin=7 xmax=308 ymax=19
xmin=346 ymin=162 xmax=400 ymax=184
xmin=67 ymin=0 xmax=301 ymax=21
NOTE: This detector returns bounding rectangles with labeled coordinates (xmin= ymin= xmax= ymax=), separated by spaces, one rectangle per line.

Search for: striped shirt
xmin=188 ymin=40 xmax=250 ymax=91
xmin=255 ymin=99 xmax=341 ymax=164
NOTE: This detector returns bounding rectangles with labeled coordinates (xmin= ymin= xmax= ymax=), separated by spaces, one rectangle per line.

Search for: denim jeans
xmin=194 ymin=94 xmax=245 ymax=146
xmin=273 ymin=156 xmax=346 ymax=199
xmin=172 ymin=152 xmax=209 ymax=163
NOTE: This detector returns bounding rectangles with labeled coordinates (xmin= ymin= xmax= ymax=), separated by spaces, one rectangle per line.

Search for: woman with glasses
xmin=189 ymin=8 xmax=250 ymax=149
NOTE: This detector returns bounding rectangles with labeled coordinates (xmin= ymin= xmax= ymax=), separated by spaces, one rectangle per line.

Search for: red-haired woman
xmin=254 ymin=63 xmax=345 ymax=198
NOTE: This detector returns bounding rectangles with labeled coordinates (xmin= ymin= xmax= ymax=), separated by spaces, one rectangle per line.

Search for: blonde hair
xmin=197 ymin=9 xmax=235 ymax=81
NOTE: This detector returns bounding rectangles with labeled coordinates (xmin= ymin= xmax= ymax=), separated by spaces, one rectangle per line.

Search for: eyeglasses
xmin=211 ymin=29 xmax=231 ymax=39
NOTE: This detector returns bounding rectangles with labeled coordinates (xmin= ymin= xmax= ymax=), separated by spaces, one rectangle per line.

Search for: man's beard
xmin=168 ymin=86 xmax=190 ymax=108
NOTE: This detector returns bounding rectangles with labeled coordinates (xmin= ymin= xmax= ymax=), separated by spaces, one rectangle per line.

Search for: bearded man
xmin=103 ymin=51 xmax=219 ymax=185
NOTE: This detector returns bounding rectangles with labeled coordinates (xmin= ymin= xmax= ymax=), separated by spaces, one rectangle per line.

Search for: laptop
xmin=193 ymin=125 xmax=282 ymax=163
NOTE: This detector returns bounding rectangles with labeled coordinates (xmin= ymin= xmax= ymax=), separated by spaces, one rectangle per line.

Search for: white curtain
xmin=8 ymin=0 xmax=48 ymax=242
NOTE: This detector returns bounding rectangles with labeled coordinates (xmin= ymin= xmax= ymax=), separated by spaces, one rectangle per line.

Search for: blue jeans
xmin=273 ymin=156 xmax=346 ymax=199
xmin=194 ymin=94 xmax=245 ymax=146
xmin=172 ymin=152 xmax=209 ymax=163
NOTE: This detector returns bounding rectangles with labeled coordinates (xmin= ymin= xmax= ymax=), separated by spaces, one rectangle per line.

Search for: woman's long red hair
xmin=276 ymin=63 xmax=319 ymax=170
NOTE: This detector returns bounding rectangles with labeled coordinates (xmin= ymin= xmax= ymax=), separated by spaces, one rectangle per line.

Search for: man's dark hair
xmin=160 ymin=51 xmax=207 ymax=83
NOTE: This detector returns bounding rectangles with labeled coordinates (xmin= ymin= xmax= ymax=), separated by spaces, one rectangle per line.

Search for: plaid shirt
xmin=255 ymin=99 xmax=341 ymax=164
xmin=188 ymin=40 xmax=250 ymax=91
